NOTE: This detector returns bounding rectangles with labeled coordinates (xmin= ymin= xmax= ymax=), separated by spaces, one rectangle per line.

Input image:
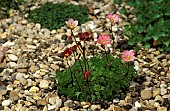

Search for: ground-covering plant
xmin=56 ymin=15 xmax=138 ymax=102
xmin=27 ymin=2 xmax=91 ymax=30
xmin=123 ymin=0 xmax=170 ymax=52
xmin=0 ymin=0 xmax=24 ymax=19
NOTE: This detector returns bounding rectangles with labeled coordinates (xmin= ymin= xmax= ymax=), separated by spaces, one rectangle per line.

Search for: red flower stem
xmin=67 ymin=59 xmax=81 ymax=90
xmin=92 ymin=46 xmax=95 ymax=57
xmin=70 ymin=29 xmax=89 ymax=72
xmin=111 ymin=24 xmax=114 ymax=40
xmin=86 ymin=77 xmax=91 ymax=94
xmin=77 ymin=53 xmax=84 ymax=72
xmin=127 ymin=62 xmax=130 ymax=76
xmin=71 ymin=29 xmax=84 ymax=55
xmin=73 ymin=51 xmax=76 ymax=60
xmin=83 ymin=40 xmax=90 ymax=71
xmin=71 ymin=30 xmax=88 ymax=71
xmin=104 ymin=46 xmax=109 ymax=62
xmin=66 ymin=59 xmax=74 ymax=85
xmin=110 ymin=24 xmax=116 ymax=50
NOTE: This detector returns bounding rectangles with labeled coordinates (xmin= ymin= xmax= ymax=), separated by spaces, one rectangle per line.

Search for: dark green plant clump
xmin=0 ymin=0 xmax=24 ymax=19
xmin=123 ymin=0 xmax=170 ymax=52
xmin=56 ymin=54 xmax=137 ymax=102
xmin=27 ymin=2 xmax=91 ymax=30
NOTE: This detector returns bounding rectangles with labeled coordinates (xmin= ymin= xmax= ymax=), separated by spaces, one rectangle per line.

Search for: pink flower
xmin=65 ymin=18 xmax=78 ymax=29
xmin=84 ymin=71 xmax=91 ymax=80
xmin=121 ymin=50 xmax=135 ymax=62
xmin=97 ymin=35 xmax=110 ymax=45
xmin=106 ymin=14 xmax=119 ymax=24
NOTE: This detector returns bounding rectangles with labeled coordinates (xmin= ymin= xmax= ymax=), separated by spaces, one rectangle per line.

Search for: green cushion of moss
xmin=27 ymin=2 xmax=91 ymax=30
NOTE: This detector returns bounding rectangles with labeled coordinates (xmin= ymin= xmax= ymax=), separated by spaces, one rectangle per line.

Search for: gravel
xmin=0 ymin=0 xmax=170 ymax=111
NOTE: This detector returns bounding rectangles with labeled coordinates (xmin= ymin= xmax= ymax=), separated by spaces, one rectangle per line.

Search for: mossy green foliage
xmin=123 ymin=0 xmax=170 ymax=52
xmin=56 ymin=54 xmax=137 ymax=102
xmin=0 ymin=0 xmax=23 ymax=19
xmin=27 ymin=2 xmax=91 ymax=30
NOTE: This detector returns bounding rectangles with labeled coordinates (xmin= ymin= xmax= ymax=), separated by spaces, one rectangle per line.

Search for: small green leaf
xmin=165 ymin=7 xmax=170 ymax=16
xmin=114 ymin=0 xmax=121 ymax=4
xmin=163 ymin=41 xmax=170 ymax=47
xmin=127 ymin=1 xmax=135 ymax=6
xmin=144 ymin=34 xmax=151 ymax=41
xmin=153 ymin=35 xmax=159 ymax=41
xmin=75 ymin=92 xmax=81 ymax=98
xmin=137 ymin=25 xmax=144 ymax=33
xmin=147 ymin=24 xmax=153 ymax=31
xmin=154 ymin=0 xmax=163 ymax=3
xmin=128 ymin=40 xmax=135 ymax=45
xmin=144 ymin=43 xmax=151 ymax=48
xmin=153 ymin=13 xmax=163 ymax=19
xmin=120 ymin=6 xmax=126 ymax=14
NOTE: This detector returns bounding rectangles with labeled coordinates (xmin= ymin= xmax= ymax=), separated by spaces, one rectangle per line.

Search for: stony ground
xmin=0 ymin=0 xmax=170 ymax=111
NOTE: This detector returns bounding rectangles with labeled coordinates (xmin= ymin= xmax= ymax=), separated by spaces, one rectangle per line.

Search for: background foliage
xmin=27 ymin=2 xmax=91 ymax=30
xmin=123 ymin=0 xmax=170 ymax=52
xmin=56 ymin=54 xmax=137 ymax=102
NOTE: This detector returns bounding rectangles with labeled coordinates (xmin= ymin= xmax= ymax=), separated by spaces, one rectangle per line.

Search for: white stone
xmin=2 ymin=41 xmax=15 ymax=47
xmin=91 ymin=105 xmax=101 ymax=110
xmin=8 ymin=54 xmax=18 ymax=61
xmin=49 ymin=97 xmax=62 ymax=109
xmin=47 ymin=57 xmax=53 ymax=63
xmin=9 ymin=62 xmax=18 ymax=68
xmin=88 ymin=21 xmax=96 ymax=30
xmin=94 ymin=9 xmax=100 ymax=14
xmin=29 ymin=86 xmax=39 ymax=93
xmin=26 ymin=45 xmax=37 ymax=49
xmin=160 ymin=88 xmax=167 ymax=95
xmin=39 ymin=80 xmax=49 ymax=89
xmin=113 ymin=98 xmax=119 ymax=103
xmin=21 ymin=20 xmax=28 ymax=25
xmin=160 ymin=84 xmax=167 ymax=88
xmin=43 ymin=106 xmax=48 ymax=111
xmin=48 ymin=105 xmax=55 ymax=110
xmin=141 ymin=89 xmax=152 ymax=100
xmin=135 ymin=101 xmax=141 ymax=107
xmin=16 ymin=73 xmax=24 ymax=80
xmin=2 ymin=100 xmax=12 ymax=106
xmin=27 ymin=79 xmax=32 ymax=87
xmin=6 ymin=85 xmax=13 ymax=90
xmin=35 ymin=23 xmax=41 ymax=29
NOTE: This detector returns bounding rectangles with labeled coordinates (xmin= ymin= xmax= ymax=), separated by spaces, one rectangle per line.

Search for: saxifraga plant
xmin=56 ymin=17 xmax=138 ymax=102
xmin=124 ymin=0 xmax=170 ymax=52
xmin=27 ymin=2 xmax=91 ymax=30
xmin=56 ymin=54 xmax=138 ymax=102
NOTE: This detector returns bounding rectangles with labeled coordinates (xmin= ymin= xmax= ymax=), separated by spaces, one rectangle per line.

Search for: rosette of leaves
xmin=0 ymin=0 xmax=24 ymax=19
xmin=56 ymin=54 xmax=138 ymax=102
xmin=27 ymin=2 xmax=91 ymax=30
xmin=124 ymin=0 xmax=170 ymax=52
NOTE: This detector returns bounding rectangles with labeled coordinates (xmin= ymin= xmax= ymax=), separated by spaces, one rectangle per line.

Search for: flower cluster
xmin=57 ymin=16 xmax=137 ymax=102
xmin=79 ymin=32 xmax=94 ymax=41
xmin=62 ymin=45 xmax=77 ymax=58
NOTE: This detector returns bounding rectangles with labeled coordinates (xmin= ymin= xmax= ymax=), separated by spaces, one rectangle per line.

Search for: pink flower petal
xmin=69 ymin=18 xmax=74 ymax=23
xmin=106 ymin=14 xmax=112 ymax=19
xmin=74 ymin=20 xmax=78 ymax=27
